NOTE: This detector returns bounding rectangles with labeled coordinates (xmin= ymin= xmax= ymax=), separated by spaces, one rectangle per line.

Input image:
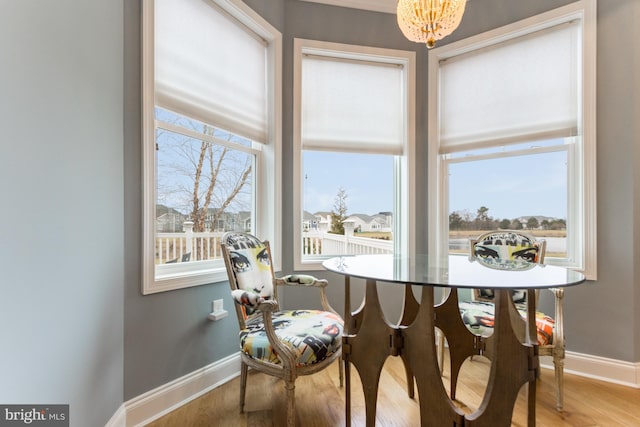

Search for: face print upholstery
xmin=229 ymin=246 xmax=274 ymax=298
xmin=230 ymin=251 xmax=252 ymax=273
xmin=512 ymin=246 xmax=538 ymax=263
xmin=473 ymin=232 xmax=541 ymax=270
xmin=475 ymin=245 xmax=499 ymax=260
xmin=256 ymin=248 xmax=269 ymax=267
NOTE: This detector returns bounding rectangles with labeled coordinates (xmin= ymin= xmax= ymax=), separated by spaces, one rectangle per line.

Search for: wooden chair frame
xmin=221 ymin=232 xmax=343 ymax=427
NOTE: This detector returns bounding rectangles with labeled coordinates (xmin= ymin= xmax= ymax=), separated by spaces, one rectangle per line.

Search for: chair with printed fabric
xmin=455 ymin=230 xmax=568 ymax=411
xmin=221 ymin=232 xmax=344 ymax=427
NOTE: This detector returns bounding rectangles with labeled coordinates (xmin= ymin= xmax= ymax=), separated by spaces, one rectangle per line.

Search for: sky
xmin=303 ymin=151 xmax=394 ymax=216
xmin=448 ymin=149 xmax=568 ymax=220
xmin=156 ymin=107 xmax=568 ymax=222
xmin=303 ymin=148 xmax=567 ymax=220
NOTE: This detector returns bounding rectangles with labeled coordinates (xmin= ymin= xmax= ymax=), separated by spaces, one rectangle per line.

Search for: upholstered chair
xmin=221 ymin=232 xmax=344 ymax=426
xmin=440 ymin=230 xmax=567 ymax=411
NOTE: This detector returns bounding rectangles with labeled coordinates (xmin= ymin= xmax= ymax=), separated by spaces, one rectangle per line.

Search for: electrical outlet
xmin=208 ymin=299 xmax=228 ymax=321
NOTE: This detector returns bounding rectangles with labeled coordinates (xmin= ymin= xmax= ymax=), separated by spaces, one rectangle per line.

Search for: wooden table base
xmin=342 ymin=279 xmax=538 ymax=427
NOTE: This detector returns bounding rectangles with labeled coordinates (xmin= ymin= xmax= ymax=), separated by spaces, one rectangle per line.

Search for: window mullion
xmin=156 ymin=120 xmax=261 ymax=156
xmin=446 ymin=142 xmax=568 ymax=164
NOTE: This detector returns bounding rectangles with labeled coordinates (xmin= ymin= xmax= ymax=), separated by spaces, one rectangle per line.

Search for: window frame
xmin=292 ymin=38 xmax=416 ymax=270
xmin=141 ymin=0 xmax=282 ymax=294
xmin=445 ymin=139 xmax=575 ymax=260
xmin=427 ymin=0 xmax=597 ymax=279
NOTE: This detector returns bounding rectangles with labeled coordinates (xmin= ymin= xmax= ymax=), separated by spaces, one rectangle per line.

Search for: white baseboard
xmin=540 ymin=351 xmax=640 ymax=388
xmin=124 ymin=353 xmax=241 ymax=427
xmin=106 ymin=350 xmax=639 ymax=427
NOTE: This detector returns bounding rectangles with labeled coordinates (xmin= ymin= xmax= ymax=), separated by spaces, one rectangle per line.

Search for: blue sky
xmin=157 ymin=104 xmax=568 ymax=222
xmin=448 ymin=150 xmax=567 ymax=220
xmin=304 ymin=149 xmax=567 ymax=220
xmin=303 ymin=151 xmax=393 ymax=215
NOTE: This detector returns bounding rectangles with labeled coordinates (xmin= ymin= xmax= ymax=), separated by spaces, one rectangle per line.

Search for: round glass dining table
xmin=323 ymin=254 xmax=585 ymax=427
xmin=323 ymin=253 xmax=585 ymax=289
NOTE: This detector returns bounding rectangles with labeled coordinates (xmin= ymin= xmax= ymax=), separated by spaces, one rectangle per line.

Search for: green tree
xmin=330 ymin=187 xmax=348 ymax=235
xmin=449 ymin=211 xmax=464 ymax=230
xmin=499 ymin=218 xmax=511 ymax=229
xmin=527 ymin=217 xmax=539 ymax=230
xmin=511 ymin=218 xmax=523 ymax=230
xmin=475 ymin=206 xmax=495 ymax=230
xmin=476 ymin=206 xmax=490 ymax=222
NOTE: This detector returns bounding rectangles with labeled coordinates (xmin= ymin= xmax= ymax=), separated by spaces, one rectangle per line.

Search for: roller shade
xmin=439 ymin=21 xmax=580 ymax=153
xmin=155 ymin=0 xmax=268 ymax=142
xmin=301 ymin=55 xmax=404 ymax=155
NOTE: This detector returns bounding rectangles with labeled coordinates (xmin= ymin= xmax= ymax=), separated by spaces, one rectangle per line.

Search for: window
xmin=428 ymin=0 xmax=597 ymax=278
xmin=293 ymin=39 xmax=416 ymax=270
xmin=142 ymin=0 xmax=282 ymax=294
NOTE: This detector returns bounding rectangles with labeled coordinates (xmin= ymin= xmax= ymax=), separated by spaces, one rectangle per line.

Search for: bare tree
xmin=330 ymin=187 xmax=348 ymax=235
xmin=156 ymin=120 xmax=252 ymax=260
xmin=188 ymin=132 xmax=252 ymax=233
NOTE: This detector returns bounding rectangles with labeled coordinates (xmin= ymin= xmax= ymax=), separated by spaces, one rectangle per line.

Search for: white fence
xmin=156 ymin=227 xmax=564 ymax=264
xmin=155 ymin=229 xmax=393 ymax=264
xmin=155 ymin=223 xmax=224 ymax=264
xmin=302 ymin=231 xmax=393 ymax=256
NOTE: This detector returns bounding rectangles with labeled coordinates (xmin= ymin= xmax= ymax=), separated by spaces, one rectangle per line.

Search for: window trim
xmin=293 ymin=38 xmax=416 ymax=270
xmin=427 ymin=0 xmax=597 ymax=279
xmin=142 ymin=0 xmax=282 ymax=294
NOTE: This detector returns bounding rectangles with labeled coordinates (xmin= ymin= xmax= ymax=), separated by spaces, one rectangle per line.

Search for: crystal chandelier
xmin=397 ymin=0 xmax=466 ymax=49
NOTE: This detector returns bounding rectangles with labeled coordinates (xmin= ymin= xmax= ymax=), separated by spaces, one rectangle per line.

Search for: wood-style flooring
xmin=146 ymin=355 xmax=640 ymax=426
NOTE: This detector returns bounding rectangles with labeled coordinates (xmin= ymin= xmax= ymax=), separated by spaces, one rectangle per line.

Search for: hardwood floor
xmin=146 ymin=355 xmax=640 ymax=426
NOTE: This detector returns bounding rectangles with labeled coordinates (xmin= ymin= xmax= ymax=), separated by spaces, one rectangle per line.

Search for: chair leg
xmin=554 ymin=355 xmax=565 ymax=411
xmin=338 ymin=355 xmax=344 ymax=387
xmin=239 ymin=362 xmax=248 ymax=413
xmin=285 ymin=379 xmax=296 ymax=427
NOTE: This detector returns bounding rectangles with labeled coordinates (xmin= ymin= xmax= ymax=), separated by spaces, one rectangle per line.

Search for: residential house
xmin=237 ymin=211 xmax=251 ymax=232
xmin=202 ymin=208 xmax=250 ymax=232
xmin=345 ymin=213 xmax=393 ymax=233
xmin=312 ymin=211 xmax=332 ymax=232
xmin=155 ymin=205 xmax=186 ymax=233
xmin=302 ymin=210 xmax=320 ymax=231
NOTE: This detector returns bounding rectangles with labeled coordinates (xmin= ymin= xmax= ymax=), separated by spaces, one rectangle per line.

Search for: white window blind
xmin=155 ymin=0 xmax=268 ymax=142
xmin=301 ymin=55 xmax=404 ymax=155
xmin=438 ymin=21 xmax=580 ymax=153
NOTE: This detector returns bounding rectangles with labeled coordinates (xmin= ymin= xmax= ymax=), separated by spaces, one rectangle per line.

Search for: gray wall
xmin=574 ymin=0 xmax=639 ymax=362
xmin=0 ymin=0 xmax=124 ymax=426
xmin=635 ymin=2 xmax=640 ymax=361
xmin=122 ymin=0 xmax=250 ymax=400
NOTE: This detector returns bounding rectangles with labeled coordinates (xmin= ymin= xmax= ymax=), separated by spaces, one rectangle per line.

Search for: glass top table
xmin=322 ymin=253 xmax=586 ymax=290
xmin=322 ymin=253 xmax=586 ymax=427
